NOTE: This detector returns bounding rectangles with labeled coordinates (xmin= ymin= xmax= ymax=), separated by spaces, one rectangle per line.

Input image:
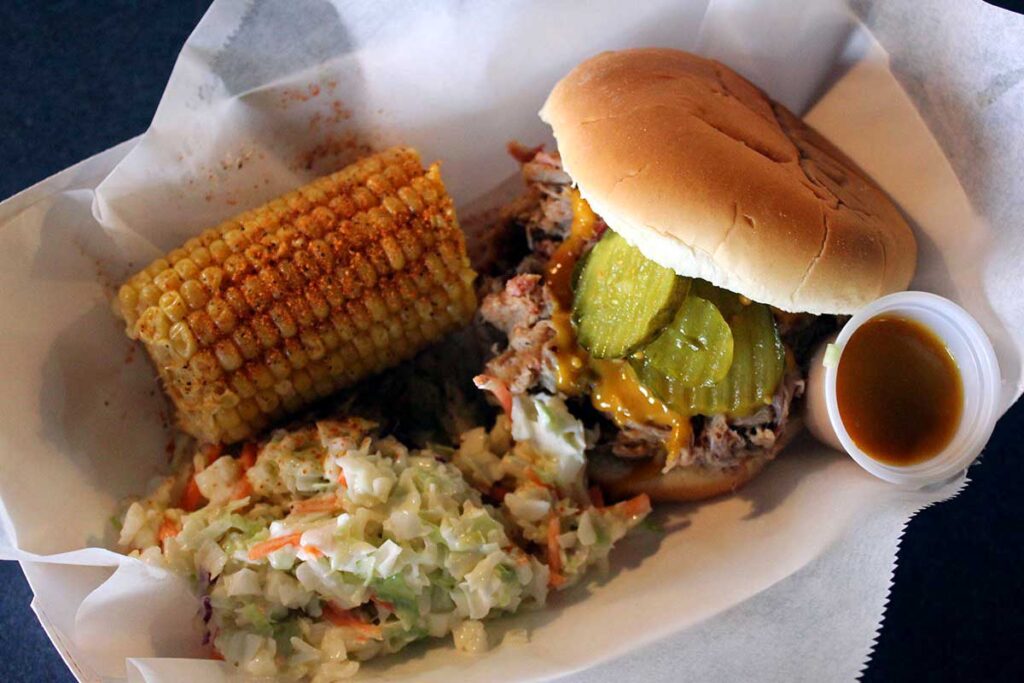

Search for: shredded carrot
xmin=525 ymin=468 xmax=553 ymax=490
xmin=372 ymin=597 xmax=395 ymax=613
xmin=180 ymin=475 xmax=205 ymax=512
xmin=157 ymin=516 xmax=180 ymax=543
xmin=337 ymin=471 xmax=347 ymax=488
xmin=323 ymin=603 xmax=382 ymax=637
xmin=291 ymin=494 xmax=343 ymax=514
xmin=210 ymin=647 xmax=224 ymax=661
xmin=225 ymin=444 xmax=258 ymax=501
xmin=231 ymin=477 xmax=253 ymax=501
xmin=200 ymin=443 xmax=223 ymax=467
xmin=618 ymin=491 xmax=651 ymax=518
xmin=247 ymin=531 xmax=303 ymax=560
xmin=473 ymin=374 xmax=512 ymax=415
xmin=610 ymin=493 xmax=652 ymax=520
xmin=491 ymin=382 xmax=513 ymax=415
xmin=302 ymin=545 xmax=323 ymax=558
xmin=547 ymin=515 xmax=565 ymax=588
xmin=184 ymin=444 xmax=223 ymax=515
xmin=238 ymin=442 xmax=258 ymax=471
xmin=588 ymin=485 xmax=605 ymax=508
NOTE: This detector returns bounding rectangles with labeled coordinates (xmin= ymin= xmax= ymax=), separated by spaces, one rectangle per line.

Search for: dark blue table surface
xmin=1 ymin=2 xmax=1021 ymax=681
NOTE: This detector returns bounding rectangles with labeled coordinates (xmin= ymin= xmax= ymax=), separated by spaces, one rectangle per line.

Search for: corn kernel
xmin=209 ymin=240 xmax=231 ymax=264
xmin=398 ymin=186 xmax=423 ymax=212
xmin=300 ymin=329 xmax=326 ymax=360
xmin=169 ymin=321 xmax=198 ymax=360
xmin=237 ymin=399 xmax=260 ymax=422
xmin=207 ymin=297 xmax=237 ymax=334
xmin=292 ymin=370 xmax=314 ymax=399
xmin=189 ymin=350 xmax=222 ymax=381
xmin=117 ymin=285 xmax=139 ymax=319
xmin=381 ymin=236 xmax=406 ymax=271
xmin=180 ymin=279 xmax=209 ymax=310
xmin=252 ymin=313 xmax=281 ymax=349
xmin=146 ymin=258 xmax=170 ymax=278
xmin=320 ymin=326 xmax=340 ymax=351
xmin=230 ymin=372 xmax=257 ymax=399
xmin=331 ymin=314 xmax=355 ymax=342
xmin=223 ymin=287 xmax=252 ymax=317
xmin=286 ymin=191 xmax=312 ymax=215
xmin=215 ymin=407 xmax=242 ymax=429
xmin=200 ymin=266 xmax=224 ymax=293
xmin=191 ymin=246 xmax=212 ymax=268
xmin=351 ymin=335 xmax=374 ymax=360
xmin=283 ymin=338 xmax=308 ymax=369
xmin=309 ymin=239 xmax=334 ymax=272
xmin=272 ymin=261 xmax=299 ymax=292
xmin=247 ymin=364 xmax=275 ymax=391
xmin=288 ymin=297 xmax=314 ymax=328
xmin=306 ymin=287 xmax=330 ymax=320
xmin=241 ymin=275 xmax=271 ymax=312
xmin=223 ymin=253 xmax=249 ymax=280
xmin=293 ymin=251 xmax=318 ymax=280
xmin=254 ymin=389 xmax=280 ymax=413
xmin=224 ymin=228 xmax=248 ymax=252
xmin=174 ymin=258 xmax=200 ymax=281
xmin=136 ymin=308 xmax=170 ymax=344
xmin=232 ymin=325 xmax=260 ymax=360
xmin=269 ymin=304 xmax=297 ymax=338
xmin=214 ymin=339 xmax=243 ymax=372
xmin=159 ymin=291 xmax=188 ymax=322
xmin=352 ymin=186 xmax=376 ymax=210
xmin=188 ymin=310 xmax=219 ymax=347
xmin=266 ymin=348 xmax=291 ymax=380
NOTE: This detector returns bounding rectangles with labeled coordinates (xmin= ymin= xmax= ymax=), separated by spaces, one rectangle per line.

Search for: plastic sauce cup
xmin=805 ymin=291 xmax=1001 ymax=488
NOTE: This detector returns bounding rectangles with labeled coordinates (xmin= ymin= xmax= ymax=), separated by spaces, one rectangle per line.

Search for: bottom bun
xmin=589 ymin=418 xmax=802 ymax=502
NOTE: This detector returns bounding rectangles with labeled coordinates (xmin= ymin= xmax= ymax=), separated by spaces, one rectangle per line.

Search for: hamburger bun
xmin=588 ymin=417 xmax=802 ymax=502
xmin=540 ymin=48 xmax=916 ymax=315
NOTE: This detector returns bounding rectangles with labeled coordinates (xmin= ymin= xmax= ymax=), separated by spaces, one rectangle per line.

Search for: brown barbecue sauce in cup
xmin=835 ymin=315 xmax=963 ymax=466
xmin=806 ymin=292 xmax=1000 ymax=487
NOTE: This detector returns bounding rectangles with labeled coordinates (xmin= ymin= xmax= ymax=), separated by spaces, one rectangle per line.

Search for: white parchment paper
xmin=1 ymin=1 xmax=1022 ymax=681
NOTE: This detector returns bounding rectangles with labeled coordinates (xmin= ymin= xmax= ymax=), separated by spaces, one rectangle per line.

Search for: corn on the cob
xmin=116 ymin=147 xmax=477 ymax=444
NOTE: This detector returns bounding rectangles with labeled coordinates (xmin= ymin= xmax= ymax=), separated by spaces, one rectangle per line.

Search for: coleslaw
xmin=118 ymin=393 xmax=650 ymax=680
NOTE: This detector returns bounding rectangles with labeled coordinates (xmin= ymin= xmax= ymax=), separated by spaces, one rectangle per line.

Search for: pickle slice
xmin=641 ymin=301 xmax=785 ymax=417
xmin=633 ymin=295 xmax=734 ymax=389
xmin=572 ymin=231 xmax=689 ymax=358
xmin=689 ymin=279 xmax=745 ymax=318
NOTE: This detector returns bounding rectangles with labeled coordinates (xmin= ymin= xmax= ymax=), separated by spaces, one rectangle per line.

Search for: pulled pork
xmin=476 ymin=144 xmax=820 ymax=472
xmin=478 ymin=274 xmax=557 ymax=395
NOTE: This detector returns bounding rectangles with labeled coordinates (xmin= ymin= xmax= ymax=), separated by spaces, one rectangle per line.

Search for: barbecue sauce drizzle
xmin=546 ymin=189 xmax=692 ymax=467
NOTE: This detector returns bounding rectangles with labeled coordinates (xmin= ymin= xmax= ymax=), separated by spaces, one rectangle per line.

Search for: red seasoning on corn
xmin=115 ymin=147 xmax=477 ymax=444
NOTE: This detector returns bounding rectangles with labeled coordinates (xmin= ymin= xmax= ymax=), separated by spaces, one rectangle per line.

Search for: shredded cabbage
xmin=511 ymin=393 xmax=586 ymax=491
xmin=117 ymin=398 xmax=649 ymax=679
xmin=823 ymin=342 xmax=843 ymax=368
xmin=452 ymin=619 xmax=488 ymax=653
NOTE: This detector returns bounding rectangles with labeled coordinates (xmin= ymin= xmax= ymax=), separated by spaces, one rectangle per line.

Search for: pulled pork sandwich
xmin=475 ymin=48 xmax=916 ymax=501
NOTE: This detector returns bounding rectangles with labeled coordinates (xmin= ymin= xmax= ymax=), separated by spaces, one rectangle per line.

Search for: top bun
xmin=540 ymin=49 xmax=916 ymax=315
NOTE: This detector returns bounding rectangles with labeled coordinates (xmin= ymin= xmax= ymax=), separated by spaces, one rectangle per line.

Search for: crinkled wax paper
xmin=1 ymin=0 xmax=1022 ymax=681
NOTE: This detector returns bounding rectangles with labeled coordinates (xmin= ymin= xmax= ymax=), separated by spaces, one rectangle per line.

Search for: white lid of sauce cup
xmin=805 ymin=291 xmax=1002 ymax=488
